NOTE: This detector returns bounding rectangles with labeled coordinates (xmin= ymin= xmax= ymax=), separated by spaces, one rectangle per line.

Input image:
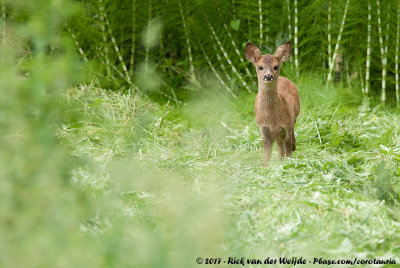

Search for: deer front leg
xmin=262 ymin=138 xmax=273 ymax=166
xmin=260 ymin=127 xmax=273 ymax=166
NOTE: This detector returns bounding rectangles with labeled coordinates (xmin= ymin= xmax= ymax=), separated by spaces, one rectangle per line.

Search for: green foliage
xmin=2 ymin=0 xmax=400 ymax=266
xmin=0 ymin=0 xmax=97 ymax=267
xmin=58 ymin=73 xmax=400 ymax=263
xmin=66 ymin=0 xmax=400 ymax=104
xmin=372 ymin=161 xmax=399 ymax=203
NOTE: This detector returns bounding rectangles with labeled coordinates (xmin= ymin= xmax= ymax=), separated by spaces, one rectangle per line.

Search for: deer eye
xmin=258 ymin=66 xmax=264 ymax=71
xmin=274 ymin=66 xmax=278 ymax=70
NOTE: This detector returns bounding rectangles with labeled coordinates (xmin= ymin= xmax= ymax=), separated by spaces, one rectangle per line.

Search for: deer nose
xmin=263 ymin=74 xmax=274 ymax=81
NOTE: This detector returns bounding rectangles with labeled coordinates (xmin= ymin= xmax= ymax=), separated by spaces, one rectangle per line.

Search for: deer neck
xmin=257 ymin=80 xmax=281 ymax=107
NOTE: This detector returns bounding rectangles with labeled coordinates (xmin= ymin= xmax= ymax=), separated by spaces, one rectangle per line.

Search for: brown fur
xmin=245 ymin=42 xmax=300 ymax=165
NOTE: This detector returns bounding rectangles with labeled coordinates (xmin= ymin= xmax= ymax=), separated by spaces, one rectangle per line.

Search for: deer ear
xmin=275 ymin=41 xmax=291 ymax=62
xmin=245 ymin=43 xmax=261 ymax=64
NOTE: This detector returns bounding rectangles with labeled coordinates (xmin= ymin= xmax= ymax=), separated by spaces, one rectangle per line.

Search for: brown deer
xmin=245 ymin=41 xmax=300 ymax=166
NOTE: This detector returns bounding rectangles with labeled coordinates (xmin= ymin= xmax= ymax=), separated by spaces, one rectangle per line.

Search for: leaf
xmin=330 ymin=121 xmax=338 ymax=134
xmin=230 ymin=19 xmax=240 ymax=31
xmin=373 ymin=161 xmax=399 ymax=203
xmin=379 ymin=127 xmax=394 ymax=145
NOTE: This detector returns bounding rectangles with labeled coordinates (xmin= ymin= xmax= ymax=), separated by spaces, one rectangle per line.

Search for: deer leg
xmin=260 ymin=127 xmax=273 ymax=166
xmin=277 ymin=141 xmax=285 ymax=159
xmin=291 ymin=127 xmax=296 ymax=152
xmin=262 ymin=139 xmax=273 ymax=166
xmin=284 ymin=133 xmax=293 ymax=157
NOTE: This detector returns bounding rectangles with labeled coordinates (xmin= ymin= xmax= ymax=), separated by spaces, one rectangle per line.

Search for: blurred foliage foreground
xmin=0 ymin=1 xmax=224 ymax=267
xmin=1 ymin=1 xmax=400 ymax=268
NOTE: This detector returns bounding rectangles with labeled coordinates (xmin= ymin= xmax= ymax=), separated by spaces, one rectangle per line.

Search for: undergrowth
xmin=58 ymin=75 xmax=400 ymax=266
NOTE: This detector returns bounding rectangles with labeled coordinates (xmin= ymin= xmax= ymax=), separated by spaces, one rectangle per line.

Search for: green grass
xmin=58 ymin=75 xmax=400 ymax=267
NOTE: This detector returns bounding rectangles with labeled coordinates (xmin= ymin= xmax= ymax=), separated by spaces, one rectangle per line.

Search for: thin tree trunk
xmin=327 ymin=0 xmax=350 ymax=83
xmin=365 ymin=0 xmax=371 ymax=94
xmin=294 ymin=0 xmax=299 ymax=76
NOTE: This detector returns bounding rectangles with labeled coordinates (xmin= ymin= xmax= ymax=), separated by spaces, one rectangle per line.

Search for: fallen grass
xmin=58 ymin=77 xmax=400 ymax=266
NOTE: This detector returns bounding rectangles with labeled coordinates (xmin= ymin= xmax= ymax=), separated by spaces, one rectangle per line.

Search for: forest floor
xmin=59 ymin=75 xmax=400 ymax=267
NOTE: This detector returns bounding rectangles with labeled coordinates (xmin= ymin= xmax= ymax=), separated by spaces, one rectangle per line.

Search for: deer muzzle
xmin=263 ymin=74 xmax=274 ymax=82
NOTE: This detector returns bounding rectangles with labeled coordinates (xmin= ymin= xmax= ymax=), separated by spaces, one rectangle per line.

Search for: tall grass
xmin=57 ymin=72 xmax=400 ymax=264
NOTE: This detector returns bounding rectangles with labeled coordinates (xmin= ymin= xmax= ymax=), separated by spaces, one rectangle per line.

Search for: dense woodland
xmin=64 ymin=0 xmax=400 ymax=105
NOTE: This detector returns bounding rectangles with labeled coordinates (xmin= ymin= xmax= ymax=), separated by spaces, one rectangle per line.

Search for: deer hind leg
xmin=284 ymin=131 xmax=293 ymax=157
xmin=277 ymin=141 xmax=285 ymax=159
xmin=291 ymin=127 xmax=296 ymax=152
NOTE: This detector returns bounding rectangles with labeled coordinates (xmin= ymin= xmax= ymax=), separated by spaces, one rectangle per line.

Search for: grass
xmin=58 ymin=74 xmax=400 ymax=266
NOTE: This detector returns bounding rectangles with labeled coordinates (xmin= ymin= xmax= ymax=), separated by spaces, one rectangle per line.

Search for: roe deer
xmin=245 ymin=41 xmax=300 ymax=166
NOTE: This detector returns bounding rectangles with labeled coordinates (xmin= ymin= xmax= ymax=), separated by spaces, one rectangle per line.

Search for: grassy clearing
xmin=58 ymin=74 xmax=400 ymax=266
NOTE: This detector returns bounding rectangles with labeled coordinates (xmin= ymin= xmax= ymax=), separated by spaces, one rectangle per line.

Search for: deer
xmin=245 ymin=41 xmax=300 ymax=166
